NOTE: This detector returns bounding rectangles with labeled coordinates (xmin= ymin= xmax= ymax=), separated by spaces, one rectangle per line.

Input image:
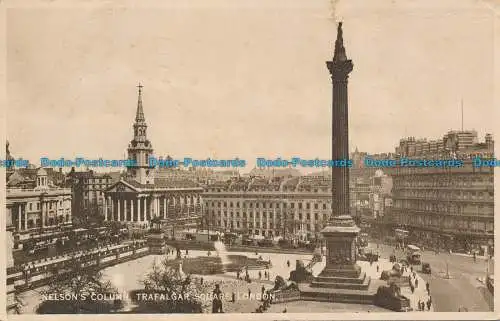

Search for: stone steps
xmin=310 ymin=278 xmax=371 ymax=291
xmin=314 ymin=272 xmax=367 ymax=284
xmin=300 ymin=291 xmax=375 ymax=305
xmin=318 ymin=267 xmax=361 ymax=278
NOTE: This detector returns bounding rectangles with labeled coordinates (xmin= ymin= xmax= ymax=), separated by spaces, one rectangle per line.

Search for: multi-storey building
xmin=203 ymin=176 xmax=335 ymax=242
xmin=66 ymin=169 xmax=120 ymax=223
xmin=7 ymin=168 xmax=72 ymax=244
xmin=388 ymin=132 xmax=494 ymax=252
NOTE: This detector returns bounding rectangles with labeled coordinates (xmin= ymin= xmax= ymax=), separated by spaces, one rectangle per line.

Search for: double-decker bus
xmin=406 ymin=244 xmax=422 ymax=264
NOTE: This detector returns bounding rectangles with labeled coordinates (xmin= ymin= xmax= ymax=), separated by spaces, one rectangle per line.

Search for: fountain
xmin=213 ymin=241 xmax=231 ymax=268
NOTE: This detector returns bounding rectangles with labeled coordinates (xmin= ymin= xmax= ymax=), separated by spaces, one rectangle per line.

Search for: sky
xmin=5 ymin=0 xmax=497 ymax=171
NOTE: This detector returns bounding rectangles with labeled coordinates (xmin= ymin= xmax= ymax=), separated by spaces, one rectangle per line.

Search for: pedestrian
xmin=261 ymin=285 xmax=265 ymax=301
xmin=410 ymin=266 xmax=413 ymax=273
xmin=201 ymin=277 xmax=204 ymax=285
xmin=258 ymin=271 xmax=262 ymax=279
xmin=287 ymin=260 xmax=290 ymax=267
xmin=231 ymin=292 xmax=236 ymax=302
xmin=410 ymin=285 xmax=415 ymax=294
xmin=248 ymin=288 xmax=251 ymax=298
xmin=376 ymin=265 xmax=379 ymax=273
xmin=426 ymin=281 xmax=430 ymax=293
xmin=427 ymin=299 xmax=431 ymax=311
xmin=415 ymin=278 xmax=418 ymax=288
xmin=237 ymin=270 xmax=240 ymax=279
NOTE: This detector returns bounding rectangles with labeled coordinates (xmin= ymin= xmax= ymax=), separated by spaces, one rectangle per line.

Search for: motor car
xmin=421 ymin=262 xmax=431 ymax=274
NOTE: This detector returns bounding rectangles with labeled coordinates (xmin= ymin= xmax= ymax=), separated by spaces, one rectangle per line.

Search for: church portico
xmin=105 ymin=181 xmax=203 ymax=227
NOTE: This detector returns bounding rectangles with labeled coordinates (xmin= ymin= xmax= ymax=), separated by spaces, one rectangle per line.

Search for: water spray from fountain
xmin=213 ymin=241 xmax=231 ymax=267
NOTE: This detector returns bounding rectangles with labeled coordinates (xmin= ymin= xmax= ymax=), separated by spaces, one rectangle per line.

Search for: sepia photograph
xmin=3 ymin=0 xmax=498 ymax=317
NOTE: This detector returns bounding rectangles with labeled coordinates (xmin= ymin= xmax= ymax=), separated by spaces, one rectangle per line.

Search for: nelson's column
xmin=300 ymin=22 xmax=382 ymax=303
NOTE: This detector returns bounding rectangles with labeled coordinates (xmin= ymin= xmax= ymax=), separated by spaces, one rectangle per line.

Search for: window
xmin=306 ymin=203 xmax=310 ymax=209
xmin=314 ymin=204 xmax=318 ymax=209
xmin=291 ymin=203 xmax=295 ymax=209
xmin=29 ymin=203 xmax=32 ymax=211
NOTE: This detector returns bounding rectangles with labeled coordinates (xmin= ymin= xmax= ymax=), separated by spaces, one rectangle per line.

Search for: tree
xmin=130 ymin=258 xmax=216 ymax=313
xmin=36 ymin=264 xmax=123 ymax=314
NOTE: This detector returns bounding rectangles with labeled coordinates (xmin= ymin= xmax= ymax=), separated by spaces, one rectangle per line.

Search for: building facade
xmin=203 ymin=176 xmax=335 ymax=241
xmin=66 ymin=170 xmax=119 ymax=223
xmin=7 ymin=168 xmax=72 ymax=253
xmin=104 ymin=85 xmax=203 ymax=233
xmin=388 ymin=132 xmax=494 ymax=252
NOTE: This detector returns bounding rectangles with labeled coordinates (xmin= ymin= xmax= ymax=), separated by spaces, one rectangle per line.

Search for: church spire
xmin=333 ymin=22 xmax=348 ymax=62
xmin=135 ymin=83 xmax=145 ymax=122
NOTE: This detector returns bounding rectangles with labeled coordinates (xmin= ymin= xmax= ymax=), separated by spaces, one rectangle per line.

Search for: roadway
xmin=368 ymin=242 xmax=494 ymax=312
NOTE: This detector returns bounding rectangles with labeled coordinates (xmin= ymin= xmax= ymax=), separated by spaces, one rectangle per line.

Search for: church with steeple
xmin=126 ymin=84 xmax=155 ymax=185
xmin=104 ymin=84 xmax=203 ymax=233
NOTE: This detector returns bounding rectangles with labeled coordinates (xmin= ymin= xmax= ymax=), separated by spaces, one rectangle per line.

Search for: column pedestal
xmin=299 ymin=215 xmax=385 ymax=303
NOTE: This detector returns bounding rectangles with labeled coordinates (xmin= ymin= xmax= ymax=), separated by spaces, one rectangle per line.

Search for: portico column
xmin=131 ymin=199 xmax=135 ymax=222
xmin=142 ymin=198 xmax=147 ymax=222
xmin=155 ymin=196 xmax=159 ymax=218
xmin=157 ymin=197 xmax=160 ymax=218
xmin=138 ymin=197 xmax=142 ymax=222
xmin=124 ymin=198 xmax=128 ymax=222
xmin=104 ymin=197 xmax=108 ymax=221
xmin=24 ymin=205 xmax=28 ymax=230
xmin=41 ymin=202 xmax=46 ymax=228
xmin=18 ymin=205 xmax=22 ymax=231
xmin=110 ymin=197 xmax=114 ymax=221
xmin=117 ymin=198 xmax=121 ymax=222
xmin=163 ymin=197 xmax=167 ymax=219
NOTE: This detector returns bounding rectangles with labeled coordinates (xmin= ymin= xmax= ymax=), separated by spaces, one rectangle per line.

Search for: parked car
xmin=421 ymin=262 xmax=431 ymax=274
